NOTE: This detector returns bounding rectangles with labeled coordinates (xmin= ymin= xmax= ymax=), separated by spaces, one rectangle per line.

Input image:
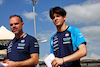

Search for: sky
xmin=0 ymin=0 xmax=100 ymax=58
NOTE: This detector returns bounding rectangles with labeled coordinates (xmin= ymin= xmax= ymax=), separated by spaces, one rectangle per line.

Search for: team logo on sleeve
xmin=34 ymin=42 xmax=39 ymax=47
xmin=79 ymin=33 xmax=83 ymax=38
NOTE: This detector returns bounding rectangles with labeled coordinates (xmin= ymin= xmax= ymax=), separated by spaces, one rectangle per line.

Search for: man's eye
xmin=15 ymin=23 xmax=19 ymax=25
xmin=52 ymin=17 xmax=55 ymax=19
xmin=10 ymin=24 xmax=13 ymax=26
xmin=57 ymin=15 xmax=60 ymax=17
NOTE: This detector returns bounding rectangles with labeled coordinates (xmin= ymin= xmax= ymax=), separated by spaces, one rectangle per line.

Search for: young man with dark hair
xmin=50 ymin=6 xmax=87 ymax=67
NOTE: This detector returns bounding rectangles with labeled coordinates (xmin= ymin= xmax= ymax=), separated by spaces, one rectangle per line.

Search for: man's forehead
xmin=53 ymin=13 xmax=60 ymax=16
xmin=9 ymin=17 xmax=20 ymax=22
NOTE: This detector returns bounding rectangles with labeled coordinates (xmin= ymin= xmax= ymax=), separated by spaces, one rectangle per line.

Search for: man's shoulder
xmin=25 ymin=34 xmax=35 ymax=38
xmin=51 ymin=32 xmax=57 ymax=38
xmin=25 ymin=34 xmax=37 ymax=41
xmin=8 ymin=38 xmax=15 ymax=43
xmin=68 ymin=26 xmax=79 ymax=32
xmin=68 ymin=26 xmax=78 ymax=30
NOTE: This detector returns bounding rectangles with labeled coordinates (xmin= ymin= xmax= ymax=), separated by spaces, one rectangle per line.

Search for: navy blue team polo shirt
xmin=7 ymin=33 xmax=39 ymax=62
xmin=50 ymin=26 xmax=86 ymax=67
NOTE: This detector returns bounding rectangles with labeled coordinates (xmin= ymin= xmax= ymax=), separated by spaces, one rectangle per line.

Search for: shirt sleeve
xmin=50 ymin=37 xmax=54 ymax=54
xmin=75 ymin=28 xmax=86 ymax=46
xmin=71 ymin=28 xmax=86 ymax=51
xmin=29 ymin=38 xmax=39 ymax=54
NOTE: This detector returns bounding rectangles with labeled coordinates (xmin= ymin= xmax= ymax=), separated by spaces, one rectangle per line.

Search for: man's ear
xmin=22 ymin=22 xmax=24 ymax=27
xmin=64 ymin=15 xmax=66 ymax=21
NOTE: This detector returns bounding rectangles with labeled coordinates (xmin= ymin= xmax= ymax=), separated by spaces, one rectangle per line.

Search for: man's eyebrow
xmin=10 ymin=24 xmax=13 ymax=26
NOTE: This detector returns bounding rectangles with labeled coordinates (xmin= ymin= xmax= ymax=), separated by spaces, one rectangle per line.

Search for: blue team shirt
xmin=7 ymin=33 xmax=39 ymax=63
xmin=50 ymin=26 xmax=86 ymax=67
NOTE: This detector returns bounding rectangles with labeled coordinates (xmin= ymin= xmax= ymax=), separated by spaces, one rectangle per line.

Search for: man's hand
xmin=51 ymin=57 xmax=64 ymax=67
xmin=0 ymin=61 xmax=3 ymax=63
xmin=5 ymin=61 xmax=18 ymax=67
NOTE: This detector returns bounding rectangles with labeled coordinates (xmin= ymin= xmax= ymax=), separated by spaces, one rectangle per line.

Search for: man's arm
xmin=51 ymin=43 xmax=87 ymax=67
xmin=6 ymin=53 xmax=39 ymax=67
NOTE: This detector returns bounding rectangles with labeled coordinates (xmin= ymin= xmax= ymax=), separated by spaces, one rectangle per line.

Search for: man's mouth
xmin=55 ymin=21 xmax=59 ymax=24
xmin=12 ymin=28 xmax=18 ymax=32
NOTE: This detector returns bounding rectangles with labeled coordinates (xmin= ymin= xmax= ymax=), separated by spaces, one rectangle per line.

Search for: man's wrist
xmin=15 ymin=62 xmax=20 ymax=67
xmin=62 ymin=58 xmax=64 ymax=64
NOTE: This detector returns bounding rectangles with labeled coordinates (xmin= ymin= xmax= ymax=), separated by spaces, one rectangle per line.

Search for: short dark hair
xmin=49 ymin=6 xmax=67 ymax=19
xmin=9 ymin=15 xmax=23 ymax=22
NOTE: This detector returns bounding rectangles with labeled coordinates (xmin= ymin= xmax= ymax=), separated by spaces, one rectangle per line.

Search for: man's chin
xmin=13 ymin=31 xmax=18 ymax=35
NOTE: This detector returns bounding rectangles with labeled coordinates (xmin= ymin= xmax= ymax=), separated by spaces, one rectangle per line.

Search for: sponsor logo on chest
xmin=17 ymin=40 xmax=25 ymax=49
xmin=63 ymin=33 xmax=71 ymax=44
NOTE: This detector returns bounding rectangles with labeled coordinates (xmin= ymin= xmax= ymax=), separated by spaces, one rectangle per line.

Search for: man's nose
xmin=54 ymin=17 xmax=57 ymax=20
xmin=54 ymin=17 xmax=57 ymax=21
xmin=12 ymin=24 xmax=16 ymax=28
